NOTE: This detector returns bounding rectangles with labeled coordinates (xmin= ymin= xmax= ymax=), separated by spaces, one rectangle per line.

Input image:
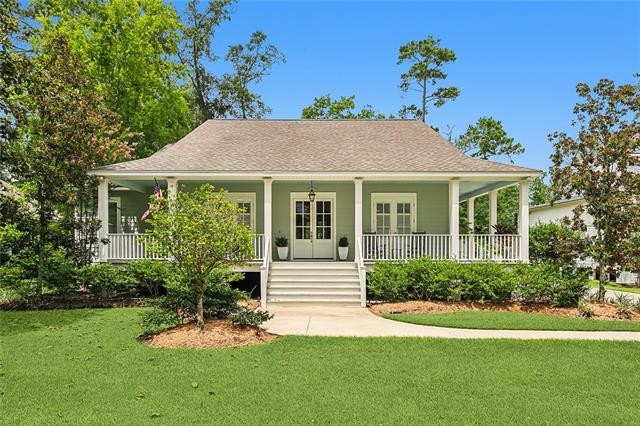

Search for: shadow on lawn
xmin=0 ymin=308 xmax=104 ymax=337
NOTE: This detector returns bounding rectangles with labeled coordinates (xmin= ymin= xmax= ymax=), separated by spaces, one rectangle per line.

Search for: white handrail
xmin=260 ymin=236 xmax=271 ymax=308
xmin=355 ymin=238 xmax=367 ymax=307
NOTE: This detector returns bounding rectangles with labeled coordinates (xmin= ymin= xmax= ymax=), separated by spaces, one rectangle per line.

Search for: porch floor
xmin=263 ymin=306 xmax=640 ymax=341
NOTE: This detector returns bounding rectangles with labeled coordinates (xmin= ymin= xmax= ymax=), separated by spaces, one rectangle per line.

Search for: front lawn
xmin=2 ymin=308 xmax=640 ymax=424
xmin=385 ymin=310 xmax=640 ymax=331
xmin=589 ymin=280 xmax=640 ymax=295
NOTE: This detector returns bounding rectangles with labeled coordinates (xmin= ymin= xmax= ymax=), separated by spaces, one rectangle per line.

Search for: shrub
xmin=611 ymin=293 xmax=634 ymax=319
xmin=368 ymin=261 xmax=410 ymax=301
xmin=124 ymin=260 xmax=171 ymax=297
xmin=143 ymin=268 xmax=248 ymax=330
xmin=512 ymin=264 xmax=588 ymax=307
xmin=230 ymin=308 xmax=273 ymax=328
xmin=577 ymin=299 xmax=594 ymax=318
xmin=338 ymin=236 xmax=349 ymax=247
xmin=529 ymin=223 xmax=585 ymax=266
xmin=77 ymin=263 xmax=131 ymax=298
xmin=140 ymin=307 xmax=182 ymax=335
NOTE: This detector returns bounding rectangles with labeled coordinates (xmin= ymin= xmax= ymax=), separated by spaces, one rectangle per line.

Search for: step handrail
xmin=355 ymin=238 xmax=366 ymax=307
xmin=260 ymin=236 xmax=271 ymax=308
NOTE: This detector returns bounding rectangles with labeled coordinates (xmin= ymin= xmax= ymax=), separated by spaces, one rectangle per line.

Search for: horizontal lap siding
xmin=362 ymin=181 xmax=449 ymax=234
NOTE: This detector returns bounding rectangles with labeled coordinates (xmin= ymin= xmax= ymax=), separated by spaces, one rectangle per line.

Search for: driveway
xmin=264 ymin=305 xmax=640 ymax=341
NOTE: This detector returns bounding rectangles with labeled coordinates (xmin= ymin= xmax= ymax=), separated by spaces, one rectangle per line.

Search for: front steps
xmin=267 ymin=261 xmax=362 ymax=306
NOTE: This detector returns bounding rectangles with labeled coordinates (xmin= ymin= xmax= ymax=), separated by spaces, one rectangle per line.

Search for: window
xmin=227 ymin=193 xmax=256 ymax=230
xmin=371 ymin=193 xmax=416 ymax=234
xmin=108 ymin=197 xmax=121 ymax=233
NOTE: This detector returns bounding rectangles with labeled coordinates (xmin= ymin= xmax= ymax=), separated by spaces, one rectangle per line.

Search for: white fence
xmin=362 ymin=234 xmax=451 ymax=261
xmin=103 ymin=233 xmax=265 ymax=261
xmin=361 ymin=234 xmax=523 ymax=262
xmin=459 ymin=234 xmax=521 ymax=262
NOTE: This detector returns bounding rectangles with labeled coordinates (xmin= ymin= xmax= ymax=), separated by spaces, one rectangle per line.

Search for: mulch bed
xmin=369 ymin=300 xmax=640 ymax=321
xmin=144 ymin=319 xmax=277 ymax=349
xmin=0 ymin=294 xmax=150 ymax=311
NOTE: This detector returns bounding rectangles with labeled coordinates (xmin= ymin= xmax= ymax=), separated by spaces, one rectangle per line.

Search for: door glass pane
xmin=376 ymin=202 xmax=391 ymax=234
xmin=315 ymin=201 xmax=331 ymax=240
xmin=295 ymin=201 xmax=311 ymax=240
xmin=397 ymin=202 xmax=411 ymax=234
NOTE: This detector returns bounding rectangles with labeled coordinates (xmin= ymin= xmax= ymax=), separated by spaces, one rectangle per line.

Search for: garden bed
xmin=370 ymin=300 xmax=640 ymax=321
xmin=0 ymin=294 xmax=151 ymax=311
xmin=143 ymin=319 xmax=277 ymax=349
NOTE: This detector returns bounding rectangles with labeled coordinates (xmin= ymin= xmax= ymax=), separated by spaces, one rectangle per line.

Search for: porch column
xmin=97 ymin=177 xmax=109 ymax=261
xmin=467 ymin=197 xmax=475 ymax=234
xmin=354 ymin=178 xmax=363 ymax=250
xmin=449 ymin=179 xmax=460 ymax=259
xmin=518 ymin=180 xmax=530 ymax=262
xmin=166 ymin=177 xmax=178 ymax=204
xmin=489 ymin=190 xmax=498 ymax=235
xmin=261 ymin=178 xmax=272 ymax=308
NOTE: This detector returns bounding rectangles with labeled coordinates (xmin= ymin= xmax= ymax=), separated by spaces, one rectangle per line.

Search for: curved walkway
xmin=264 ymin=305 xmax=640 ymax=341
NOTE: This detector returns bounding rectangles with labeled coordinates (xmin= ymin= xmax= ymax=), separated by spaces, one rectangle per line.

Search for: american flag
xmin=141 ymin=180 xmax=163 ymax=221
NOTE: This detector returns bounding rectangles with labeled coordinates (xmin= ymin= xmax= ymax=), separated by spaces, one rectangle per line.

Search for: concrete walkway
xmin=264 ymin=305 xmax=640 ymax=341
xmin=589 ymin=287 xmax=640 ymax=303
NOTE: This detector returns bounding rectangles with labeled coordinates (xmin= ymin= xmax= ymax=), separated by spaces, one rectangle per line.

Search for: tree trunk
xmin=196 ymin=291 xmax=205 ymax=332
xmin=421 ymin=77 xmax=427 ymax=123
xmin=36 ymin=199 xmax=47 ymax=306
xmin=598 ymin=264 xmax=608 ymax=302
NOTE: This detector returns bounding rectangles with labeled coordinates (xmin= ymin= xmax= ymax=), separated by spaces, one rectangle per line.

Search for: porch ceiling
xmin=459 ymin=181 xmax=517 ymax=201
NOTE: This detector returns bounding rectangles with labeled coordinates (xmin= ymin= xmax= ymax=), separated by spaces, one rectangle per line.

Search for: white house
xmin=90 ymin=119 xmax=540 ymax=307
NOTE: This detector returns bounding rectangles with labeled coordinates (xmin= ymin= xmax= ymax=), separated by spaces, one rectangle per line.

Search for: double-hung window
xmin=227 ymin=193 xmax=256 ymax=230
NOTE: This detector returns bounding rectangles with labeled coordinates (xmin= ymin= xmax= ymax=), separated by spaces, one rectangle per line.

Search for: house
xmin=90 ymin=119 xmax=540 ymax=307
xmin=530 ymin=198 xmax=639 ymax=285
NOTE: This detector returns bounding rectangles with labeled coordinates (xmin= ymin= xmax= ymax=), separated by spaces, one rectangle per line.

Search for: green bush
xmin=144 ymin=268 xmax=248 ymax=326
xmin=529 ymin=223 xmax=585 ymax=265
xmin=77 ymin=263 xmax=131 ymax=298
xmin=368 ymin=261 xmax=410 ymax=301
xmin=230 ymin=308 xmax=273 ymax=328
xmin=124 ymin=259 xmax=171 ymax=297
xmin=512 ymin=264 xmax=588 ymax=307
xmin=369 ymin=258 xmax=586 ymax=306
xmin=140 ymin=307 xmax=182 ymax=335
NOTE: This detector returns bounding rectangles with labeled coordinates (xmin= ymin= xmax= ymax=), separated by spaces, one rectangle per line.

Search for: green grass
xmin=589 ymin=280 xmax=640 ymax=295
xmin=2 ymin=308 xmax=640 ymax=425
xmin=385 ymin=310 xmax=640 ymax=331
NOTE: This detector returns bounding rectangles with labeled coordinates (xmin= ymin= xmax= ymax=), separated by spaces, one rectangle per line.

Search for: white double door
xmin=291 ymin=194 xmax=335 ymax=259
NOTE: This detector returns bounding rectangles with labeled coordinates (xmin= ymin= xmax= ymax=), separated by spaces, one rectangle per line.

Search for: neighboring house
xmin=90 ymin=119 xmax=539 ymax=307
xmin=530 ymin=198 xmax=638 ymax=284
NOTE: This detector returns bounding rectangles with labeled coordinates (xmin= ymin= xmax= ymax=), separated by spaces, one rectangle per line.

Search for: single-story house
xmin=91 ymin=119 xmax=540 ymax=307
xmin=530 ymin=198 xmax=639 ymax=285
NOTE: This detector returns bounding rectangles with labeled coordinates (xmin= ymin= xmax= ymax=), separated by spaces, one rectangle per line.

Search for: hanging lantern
xmin=308 ymin=181 xmax=316 ymax=203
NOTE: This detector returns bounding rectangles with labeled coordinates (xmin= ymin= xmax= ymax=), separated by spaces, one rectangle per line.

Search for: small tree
xmin=145 ymin=184 xmax=254 ymax=331
xmin=550 ymin=78 xmax=640 ymax=301
xmin=397 ymin=36 xmax=459 ymax=124
xmin=529 ymin=223 xmax=585 ymax=266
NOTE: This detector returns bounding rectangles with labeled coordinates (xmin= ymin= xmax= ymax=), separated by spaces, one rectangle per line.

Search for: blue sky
xmin=178 ymin=1 xmax=640 ymax=171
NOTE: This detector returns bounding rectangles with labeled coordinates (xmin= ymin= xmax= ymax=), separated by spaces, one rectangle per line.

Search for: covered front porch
xmin=94 ymin=175 xmax=530 ymax=265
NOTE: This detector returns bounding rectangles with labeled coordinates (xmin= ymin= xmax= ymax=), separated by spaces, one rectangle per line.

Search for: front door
xmin=292 ymin=196 xmax=334 ymax=259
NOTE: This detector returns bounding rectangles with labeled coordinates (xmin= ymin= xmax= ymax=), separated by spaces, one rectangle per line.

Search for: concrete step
xmin=267 ymin=297 xmax=361 ymax=305
xmin=268 ymin=268 xmax=357 ymax=276
xmin=268 ymin=283 xmax=360 ymax=289
xmin=270 ymin=262 xmax=356 ymax=269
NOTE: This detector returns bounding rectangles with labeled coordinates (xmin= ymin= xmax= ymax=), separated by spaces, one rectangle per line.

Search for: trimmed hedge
xmin=368 ymin=258 xmax=588 ymax=307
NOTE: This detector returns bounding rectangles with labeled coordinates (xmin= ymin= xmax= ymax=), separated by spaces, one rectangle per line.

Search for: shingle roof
xmin=95 ymin=120 xmax=538 ymax=174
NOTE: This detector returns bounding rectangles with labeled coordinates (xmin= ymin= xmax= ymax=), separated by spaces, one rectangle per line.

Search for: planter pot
xmin=277 ymin=246 xmax=289 ymax=260
xmin=338 ymin=246 xmax=349 ymax=260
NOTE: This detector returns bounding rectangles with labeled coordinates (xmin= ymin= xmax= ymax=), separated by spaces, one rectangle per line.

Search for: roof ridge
xmin=204 ymin=118 xmax=421 ymax=122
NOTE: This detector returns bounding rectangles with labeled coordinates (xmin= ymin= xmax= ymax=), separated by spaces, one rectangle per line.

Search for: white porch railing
xmin=362 ymin=234 xmax=451 ymax=261
xmin=361 ymin=234 xmax=523 ymax=262
xmin=103 ymin=233 xmax=265 ymax=261
xmin=459 ymin=234 xmax=521 ymax=262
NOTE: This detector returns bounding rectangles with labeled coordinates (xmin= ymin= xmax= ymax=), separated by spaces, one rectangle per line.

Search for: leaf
xmin=191 ymin=382 xmax=198 ymax=389
xmin=150 ymin=412 xmax=161 ymax=418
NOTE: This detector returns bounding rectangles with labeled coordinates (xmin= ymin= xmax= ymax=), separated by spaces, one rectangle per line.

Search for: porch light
xmin=308 ymin=181 xmax=316 ymax=203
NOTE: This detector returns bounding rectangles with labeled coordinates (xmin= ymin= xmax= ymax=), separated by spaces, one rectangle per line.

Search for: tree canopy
xmin=30 ymin=0 xmax=193 ymax=158
xmin=397 ymin=36 xmax=459 ymax=123
xmin=301 ymin=94 xmax=386 ymax=119
xmin=455 ymin=116 xmax=524 ymax=162
xmin=550 ymin=78 xmax=640 ymax=300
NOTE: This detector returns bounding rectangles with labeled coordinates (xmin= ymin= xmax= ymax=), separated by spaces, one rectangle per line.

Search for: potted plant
xmin=338 ymin=236 xmax=349 ymax=260
xmin=275 ymin=234 xmax=289 ymax=260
